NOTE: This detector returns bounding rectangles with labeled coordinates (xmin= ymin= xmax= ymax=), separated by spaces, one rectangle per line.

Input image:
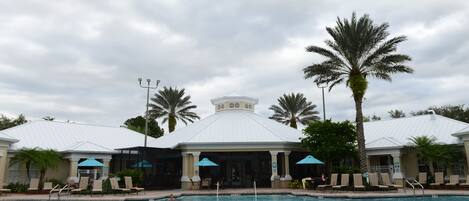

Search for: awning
xmin=296 ymin=155 xmax=324 ymax=165
xmin=195 ymin=158 xmax=218 ymax=167
xmin=78 ymin=158 xmax=104 ymax=167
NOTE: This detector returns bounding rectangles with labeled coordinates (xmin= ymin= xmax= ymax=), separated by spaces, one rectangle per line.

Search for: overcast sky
xmin=1 ymin=0 xmax=469 ymax=130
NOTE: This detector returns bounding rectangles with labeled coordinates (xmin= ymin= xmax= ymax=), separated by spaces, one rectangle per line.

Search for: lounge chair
xmin=43 ymin=182 xmax=53 ymax=191
xmin=460 ymin=175 xmax=469 ymax=187
xmin=430 ymin=172 xmax=444 ymax=187
xmin=445 ymin=175 xmax=460 ymax=188
xmin=317 ymin=174 xmax=337 ymax=189
xmin=381 ymin=173 xmax=401 ymax=189
xmin=124 ymin=176 xmax=144 ymax=194
xmin=110 ymin=178 xmax=131 ymax=194
xmin=0 ymin=184 xmax=11 ymax=195
xmin=27 ymin=178 xmax=40 ymax=191
xmin=332 ymin=174 xmax=349 ymax=190
xmin=71 ymin=177 xmax=89 ymax=194
xmin=91 ymin=179 xmax=102 ymax=196
xmin=418 ymin=172 xmax=427 ymax=185
xmin=369 ymin=173 xmax=388 ymax=190
xmin=353 ymin=174 xmax=365 ymax=190
xmin=201 ymin=178 xmax=212 ymax=189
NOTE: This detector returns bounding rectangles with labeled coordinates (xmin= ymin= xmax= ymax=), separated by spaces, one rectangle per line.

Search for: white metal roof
xmin=364 ymin=114 xmax=469 ymax=149
xmin=148 ymin=110 xmax=304 ymax=149
xmin=0 ymin=132 xmax=19 ymax=143
xmin=2 ymin=121 xmax=151 ymax=153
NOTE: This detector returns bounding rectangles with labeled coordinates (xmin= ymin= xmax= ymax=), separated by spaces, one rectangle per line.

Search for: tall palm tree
xmin=303 ymin=13 xmax=413 ymax=172
xmin=149 ymin=87 xmax=200 ymax=133
xmin=269 ymin=93 xmax=319 ymax=129
xmin=10 ymin=148 xmax=62 ymax=189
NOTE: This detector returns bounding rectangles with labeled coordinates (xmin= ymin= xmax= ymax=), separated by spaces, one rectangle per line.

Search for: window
xmin=229 ymin=103 xmax=234 ymax=108
xmin=235 ymin=103 xmax=239 ymax=108
xmin=220 ymin=104 xmax=224 ymax=109
xmin=245 ymin=104 xmax=249 ymax=109
xmin=249 ymin=104 xmax=252 ymax=109
xmin=217 ymin=104 xmax=221 ymax=109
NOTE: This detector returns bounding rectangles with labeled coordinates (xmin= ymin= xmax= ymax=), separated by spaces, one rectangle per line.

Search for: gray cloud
xmin=1 ymin=0 xmax=468 ymax=129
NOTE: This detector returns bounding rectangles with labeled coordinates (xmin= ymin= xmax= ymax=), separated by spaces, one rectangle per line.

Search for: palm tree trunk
xmin=290 ymin=117 xmax=298 ymax=129
xmin=168 ymin=115 xmax=176 ymax=132
xmin=39 ymin=169 xmax=46 ymax=190
xmin=428 ymin=160 xmax=434 ymax=175
xmin=354 ymin=95 xmax=368 ymax=173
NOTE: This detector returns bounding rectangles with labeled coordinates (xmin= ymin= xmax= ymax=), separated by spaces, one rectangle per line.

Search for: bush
xmin=288 ymin=180 xmax=311 ymax=189
xmin=332 ymin=165 xmax=360 ymax=174
xmin=7 ymin=183 xmax=28 ymax=193
xmin=116 ymin=169 xmax=143 ymax=186
xmin=103 ymin=178 xmax=112 ymax=193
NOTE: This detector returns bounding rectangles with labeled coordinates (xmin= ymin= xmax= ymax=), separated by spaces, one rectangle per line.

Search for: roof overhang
xmin=176 ymin=141 xmax=305 ymax=152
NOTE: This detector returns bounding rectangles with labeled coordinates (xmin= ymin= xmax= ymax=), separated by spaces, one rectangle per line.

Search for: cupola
xmin=210 ymin=96 xmax=258 ymax=112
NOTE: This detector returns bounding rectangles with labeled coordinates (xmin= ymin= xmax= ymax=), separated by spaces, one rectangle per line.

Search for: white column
xmin=69 ymin=158 xmax=79 ymax=178
xmin=270 ymin=151 xmax=280 ymax=181
xmin=284 ymin=151 xmax=292 ymax=180
xmin=102 ymin=159 xmax=111 ymax=179
xmin=180 ymin=153 xmax=190 ymax=182
xmin=191 ymin=152 xmax=201 ymax=182
xmin=391 ymin=152 xmax=403 ymax=179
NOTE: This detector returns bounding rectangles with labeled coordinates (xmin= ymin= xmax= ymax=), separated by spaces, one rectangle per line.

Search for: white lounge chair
xmin=353 ymin=174 xmax=365 ymax=191
xmin=124 ymin=176 xmax=144 ymax=194
xmin=27 ymin=178 xmax=40 ymax=191
xmin=418 ymin=172 xmax=427 ymax=185
xmin=430 ymin=172 xmax=444 ymax=187
xmin=381 ymin=173 xmax=401 ymax=188
xmin=332 ymin=174 xmax=349 ymax=190
xmin=318 ymin=174 xmax=337 ymax=189
xmin=369 ymin=173 xmax=388 ymax=190
xmin=91 ymin=179 xmax=102 ymax=196
xmin=445 ymin=175 xmax=460 ymax=188
xmin=71 ymin=177 xmax=89 ymax=194
xmin=110 ymin=178 xmax=131 ymax=194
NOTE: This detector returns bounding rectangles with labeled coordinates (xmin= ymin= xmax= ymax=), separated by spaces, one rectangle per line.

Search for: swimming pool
xmin=155 ymin=194 xmax=469 ymax=201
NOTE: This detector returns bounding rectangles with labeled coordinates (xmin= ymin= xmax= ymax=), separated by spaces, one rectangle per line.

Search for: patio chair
xmin=460 ymin=175 xmax=469 ymax=187
xmin=381 ymin=173 xmax=401 ymax=189
xmin=368 ymin=173 xmax=388 ymax=190
xmin=201 ymin=178 xmax=212 ymax=189
xmin=0 ymin=184 xmax=11 ymax=195
xmin=418 ymin=172 xmax=427 ymax=185
xmin=91 ymin=179 xmax=102 ymax=196
xmin=353 ymin=174 xmax=365 ymax=191
xmin=43 ymin=182 xmax=53 ymax=191
xmin=71 ymin=177 xmax=89 ymax=194
xmin=27 ymin=178 xmax=40 ymax=191
xmin=124 ymin=176 xmax=145 ymax=194
xmin=332 ymin=174 xmax=349 ymax=190
xmin=110 ymin=178 xmax=131 ymax=194
xmin=430 ymin=172 xmax=444 ymax=187
xmin=445 ymin=175 xmax=460 ymax=188
xmin=317 ymin=174 xmax=337 ymax=189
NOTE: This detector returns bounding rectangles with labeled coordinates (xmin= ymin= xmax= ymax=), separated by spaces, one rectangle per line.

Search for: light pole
xmin=317 ymin=83 xmax=327 ymax=121
xmin=138 ymin=78 xmax=160 ymax=147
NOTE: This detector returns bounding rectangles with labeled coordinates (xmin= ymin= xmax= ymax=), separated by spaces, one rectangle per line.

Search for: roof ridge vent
xmin=428 ymin=110 xmax=436 ymax=120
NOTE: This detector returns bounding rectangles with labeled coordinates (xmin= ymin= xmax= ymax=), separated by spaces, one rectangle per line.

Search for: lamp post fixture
xmin=138 ymin=78 xmax=160 ymax=147
xmin=317 ymin=83 xmax=327 ymax=121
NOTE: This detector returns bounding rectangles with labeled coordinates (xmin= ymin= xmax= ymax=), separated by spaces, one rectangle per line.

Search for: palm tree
xmin=10 ymin=148 xmax=62 ymax=189
xmin=9 ymin=148 xmax=39 ymax=180
xmin=409 ymin=136 xmax=438 ymax=174
xmin=269 ymin=93 xmax=319 ymax=129
xmin=303 ymin=13 xmax=413 ymax=172
xmin=149 ymin=87 xmax=200 ymax=133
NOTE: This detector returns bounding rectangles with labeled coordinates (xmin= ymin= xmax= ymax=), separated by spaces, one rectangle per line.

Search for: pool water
xmin=156 ymin=195 xmax=469 ymax=201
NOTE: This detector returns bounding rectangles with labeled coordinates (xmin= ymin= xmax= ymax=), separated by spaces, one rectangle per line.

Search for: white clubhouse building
xmin=0 ymin=95 xmax=469 ymax=189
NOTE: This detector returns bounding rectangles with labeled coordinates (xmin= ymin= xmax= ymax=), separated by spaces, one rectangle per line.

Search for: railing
xmin=405 ymin=178 xmax=424 ymax=197
xmin=48 ymin=184 xmax=60 ymax=200
xmin=216 ymin=182 xmax=219 ymax=200
xmin=57 ymin=184 xmax=70 ymax=200
xmin=253 ymin=181 xmax=257 ymax=199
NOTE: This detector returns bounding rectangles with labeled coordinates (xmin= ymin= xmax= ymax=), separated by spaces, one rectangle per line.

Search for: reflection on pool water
xmin=155 ymin=194 xmax=469 ymax=201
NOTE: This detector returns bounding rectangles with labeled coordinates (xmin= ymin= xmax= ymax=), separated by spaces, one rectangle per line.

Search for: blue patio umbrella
xmin=132 ymin=160 xmax=153 ymax=168
xmin=78 ymin=158 xmax=104 ymax=167
xmin=296 ymin=155 xmax=324 ymax=165
xmin=195 ymin=158 xmax=218 ymax=167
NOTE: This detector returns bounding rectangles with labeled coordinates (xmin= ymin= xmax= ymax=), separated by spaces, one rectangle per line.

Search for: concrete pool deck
xmin=2 ymin=188 xmax=469 ymax=201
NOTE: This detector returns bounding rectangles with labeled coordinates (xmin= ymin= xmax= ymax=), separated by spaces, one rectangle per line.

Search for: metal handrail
xmin=412 ymin=179 xmax=425 ymax=195
xmin=405 ymin=179 xmax=416 ymax=197
xmin=48 ymin=184 xmax=60 ymax=201
xmin=58 ymin=184 xmax=70 ymax=200
xmin=253 ymin=181 xmax=257 ymax=199
xmin=216 ymin=182 xmax=219 ymax=200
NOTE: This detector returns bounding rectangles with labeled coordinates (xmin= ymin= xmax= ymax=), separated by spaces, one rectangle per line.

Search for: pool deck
xmin=2 ymin=188 xmax=469 ymax=201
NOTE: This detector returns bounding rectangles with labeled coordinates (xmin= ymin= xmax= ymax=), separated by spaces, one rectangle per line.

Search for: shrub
xmin=116 ymin=169 xmax=143 ymax=186
xmin=7 ymin=183 xmax=28 ymax=193
xmin=288 ymin=180 xmax=310 ymax=189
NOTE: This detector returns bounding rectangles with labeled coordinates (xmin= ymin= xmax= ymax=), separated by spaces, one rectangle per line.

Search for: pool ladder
xmin=405 ymin=178 xmax=424 ymax=197
xmin=253 ymin=181 xmax=257 ymax=199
